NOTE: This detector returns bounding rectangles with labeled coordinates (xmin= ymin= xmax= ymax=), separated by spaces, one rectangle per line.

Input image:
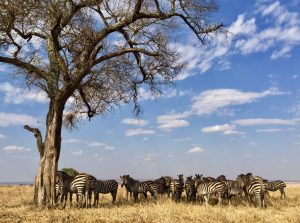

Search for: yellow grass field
xmin=0 ymin=184 xmax=299 ymax=223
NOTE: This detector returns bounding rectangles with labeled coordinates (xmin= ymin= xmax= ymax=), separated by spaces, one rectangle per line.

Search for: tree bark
xmin=31 ymin=100 xmax=64 ymax=207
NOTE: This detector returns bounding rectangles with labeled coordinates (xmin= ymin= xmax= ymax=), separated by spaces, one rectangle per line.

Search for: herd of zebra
xmin=55 ymin=171 xmax=286 ymax=209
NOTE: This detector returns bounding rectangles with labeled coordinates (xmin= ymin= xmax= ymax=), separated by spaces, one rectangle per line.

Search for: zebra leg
xmin=204 ymin=195 xmax=209 ymax=205
xmin=279 ymin=188 xmax=285 ymax=199
xmin=218 ymin=193 xmax=222 ymax=205
xmin=69 ymin=192 xmax=73 ymax=208
xmin=93 ymin=192 xmax=98 ymax=207
xmin=142 ymin=192 xmax=147 ymax=198
xmin=133 ymin=192 xmax=138 ymax=202
xmin=111 ymin=190 xmax=117 ymax=204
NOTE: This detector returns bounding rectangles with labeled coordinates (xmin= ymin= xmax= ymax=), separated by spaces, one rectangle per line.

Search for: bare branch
xmin=23 ymin=125 xmax=44 ymax=157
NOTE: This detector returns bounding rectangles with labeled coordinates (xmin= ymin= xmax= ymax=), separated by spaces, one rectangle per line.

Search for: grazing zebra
xmin=236 ymin=174 xmax=265 ymax=208
xmin=195 ymin=179 xmax=226 ymax=205
xmin=225 ymin=180 xmax=243 ymax=205
xmin=170 ymin=174 xmax=184 ymax=202
xmin=120 ymin=175 xmax=159 ymax=202
xmin=264 ymin=180 xmax=286 ymax=198
xmin=120 ymin=175 xmax=133 ymax=200
xmin=185 ymin=176 xmax=196 ymax=202
xmin=55 ymin=171 xmax=75 ymax=208
xmin=94 ymin=180 xmax=118 ymax=206
xmin=70 ymin=173 xmax=97 ymax=208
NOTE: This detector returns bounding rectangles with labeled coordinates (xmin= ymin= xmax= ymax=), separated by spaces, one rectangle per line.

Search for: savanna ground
xmin=0 ymin=184 xmax=299 ymax=223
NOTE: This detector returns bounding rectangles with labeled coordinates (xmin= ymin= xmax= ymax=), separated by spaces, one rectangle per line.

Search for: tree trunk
xmin=34 ymin=100 xmax=64 ymax=208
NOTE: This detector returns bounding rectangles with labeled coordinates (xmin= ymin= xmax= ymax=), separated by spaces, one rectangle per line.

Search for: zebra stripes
xmin=70 ymin=173 xmax=97 ymax=208
xmin=195 ymin=180 xmax=226 ymax=205
xmin=184 ymin=176 xmax=196 ymax=202
xmin=94 ymin=180 xmax=118 ymax=205
xmin=265 ymin=180 xmax=286 ymax=198
xmin=55 ymin=171 xmax=75 ymax=209
xmin=170 ymin=174 xmax=184 ymax=202
xmin=236 ymin=174 xmax=265 ymax=208
xmin=225 ymin=180 xmax=243 ymax=205
xmin=54 ymin=171 xmax=286 ymax=208
xmin=120 ymin=175 xmax=159 ymax=202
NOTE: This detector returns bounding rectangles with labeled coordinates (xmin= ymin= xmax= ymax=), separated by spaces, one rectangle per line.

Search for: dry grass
xmin=0 ymin=184 xmax=299 ymax=223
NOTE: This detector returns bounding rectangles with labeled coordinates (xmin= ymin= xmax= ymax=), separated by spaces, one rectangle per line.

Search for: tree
xmin=0 ymin=0 xmax=224 ymax=207
xmin=61 ymin=167 xmax=79 ymax=177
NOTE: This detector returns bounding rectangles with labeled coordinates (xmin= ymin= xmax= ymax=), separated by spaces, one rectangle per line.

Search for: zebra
xmin=154 ymin=177 xmax=171 ymax=196
xmin=55 ymin=171 xmax=75 ymax=209
xmin=264 ymin=180 xmax=286 ymax=198
xmin=184 ymin=176 xmax=196 ymax=202
xmin=236 ymin=174 xmax=265 ymax=208
xmin=161 ymin=176 xmax=173 ymax=197
xmin=195 ymin=178 xmax=226 ymax=205
xmin=94 ymin=179 xmax=118 ymax=206
xmin=120 ymin=175 xmax=133 ymax=200
xmin=70 ymin=173 xmax=97 ymax=208
xmin=120 ymin=175 xmax=159 ymax=202
xmin=225 ymin=180 xmax=243 ymax=205
xmin=170 ymin=174 xmax=184 ymax=202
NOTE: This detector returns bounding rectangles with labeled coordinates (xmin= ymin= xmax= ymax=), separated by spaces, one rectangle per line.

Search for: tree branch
xmin=24 ymin=125 xmax=45 ymax=158
xmin=0 ymin=56 xmax=46 ymax=80
xmin=93 ymin=48 xmax=158 ymax=66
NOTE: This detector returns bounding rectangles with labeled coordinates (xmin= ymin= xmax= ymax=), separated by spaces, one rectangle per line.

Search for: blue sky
xmin=1 ymin=0 xmax=300 ymax=182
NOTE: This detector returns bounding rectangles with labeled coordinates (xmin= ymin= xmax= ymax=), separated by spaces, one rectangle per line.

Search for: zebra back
xmin=196 ymin=181 xmax=226 ymax=195
xmin=95 ymin=180 xmax=118 ymax=194
xmin=265 ymin=180 xmax=286 ymax=191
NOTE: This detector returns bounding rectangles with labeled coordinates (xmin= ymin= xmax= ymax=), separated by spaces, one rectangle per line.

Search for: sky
xmin=0 ymin=0 xmax=300 ymax=182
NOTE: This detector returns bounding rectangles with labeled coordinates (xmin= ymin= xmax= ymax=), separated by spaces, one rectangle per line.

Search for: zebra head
xmin=246 ymin=172 xmax=255 ymax=181
xmin=195 ymin=174 xmax=202 ymax=180
xmin=186 ymin=176 xmax=193 ymax=181
xmin=236 ymin=174 xmax=248 ymax=189
xmin=162 ymin=176 xmax=172 ymax=187
xmin=120 ymin=175 xmax=126 ymax=187
xmin=216 ymin=175 xmax=227 ymax=181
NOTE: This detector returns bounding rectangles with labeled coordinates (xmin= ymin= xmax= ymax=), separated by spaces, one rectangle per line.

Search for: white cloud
xmin=256 ymin=128 xmax=295 ymax=133
xmin=234 ymin=118 xmax=298 ymax=126
xmin=122 ymin=118 xmax=149 ymax=126
xmin=235 ymin=1 xmax=300 ymax=59
xmin=138 ymin=87 xmax=190 ymax=101
xmin=191 ymin=87 xmax=285 ymax=116
xmin=202 ymin=124 xmax=235 ymax=133
xmin=144 ymin=153 xmax=157 ymax=161
xmin=157 ymin=112 xmax=190 ymax=130
xmin=3 ymin=145 xmax=31 ymax=153
xmin=88 ymin=141 xmax=115 ymax=150
xmin=158 ymin=119 xmax=189 ymax=130
xmin=72 ymin=150 xmax=83 ymax=155
xmin=88 ymin=142 xmax=107 ymax=147
xmin=104 ymin=145 xmax=115 ymax=151
xmin=126 ymin=128 xmax=156 ymax=136
xmin=202 ymin=124 xmax=244 ymax=135
xmin=169 ymin=1 xmax=300 ymax=78
xmin=63 ymin=139 xmax=85 ymax=143
xmin=172 ymin=137 xmax=192 ymax=142
xmin=229 ymin=14 xmax=256 ymax=35
xmin=157 ymin=87 xmax=286 ymax=131
xmin=0 ymin=134 xmax=6 ymax=139
xmin=0 ymin=112 xmax=39 ymax=127
xmin=0 ymin=82 xmax=48 ymax=104
xmin=187 ymin=146 xmax=204 ymax=154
